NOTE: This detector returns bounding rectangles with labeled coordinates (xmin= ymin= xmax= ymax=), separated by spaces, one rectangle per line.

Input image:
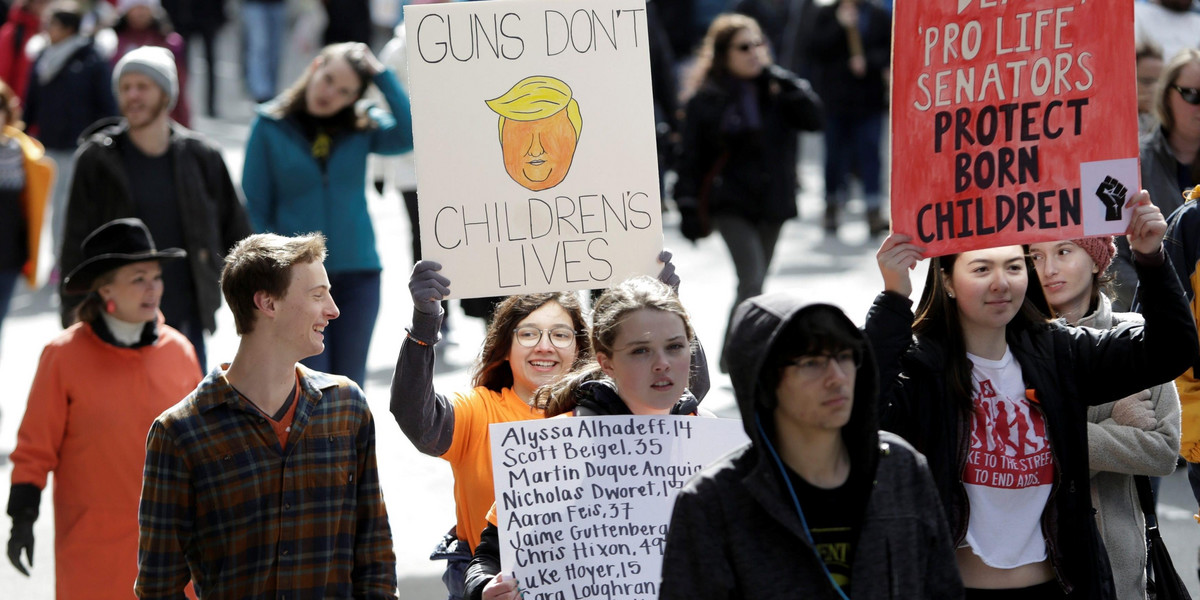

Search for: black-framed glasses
xmin=1174 ymin=85 xmax=1200 ymax=105
xmin=513 ymin=326 xmax=577 ymax=348
xmin=735 ymin=40 xmax=765 ymax=53
xmin=786 ymin=350 xmax=860 ymax=378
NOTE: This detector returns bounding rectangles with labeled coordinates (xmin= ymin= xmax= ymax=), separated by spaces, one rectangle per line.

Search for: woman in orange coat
xmin=6 ymin=218 xmax=202 ymax=599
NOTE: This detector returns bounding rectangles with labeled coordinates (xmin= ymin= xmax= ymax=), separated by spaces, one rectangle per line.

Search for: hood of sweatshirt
xmin=725 ymin=293 xmax=881 ymax=478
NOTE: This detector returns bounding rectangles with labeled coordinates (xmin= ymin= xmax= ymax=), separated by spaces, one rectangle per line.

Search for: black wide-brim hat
xmin=63 ymin=218 xmax=186 ymax=294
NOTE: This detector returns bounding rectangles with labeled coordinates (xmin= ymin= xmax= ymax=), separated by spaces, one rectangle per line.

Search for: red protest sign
xmin=890 ymin=0 xmax=1137 ymax=257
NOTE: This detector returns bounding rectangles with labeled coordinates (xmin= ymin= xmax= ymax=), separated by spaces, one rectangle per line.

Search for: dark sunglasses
xmin=1174 ymin=85 xmax=1200 ymax=105
xmin=735 ymin=40 xmax=765 ymax=53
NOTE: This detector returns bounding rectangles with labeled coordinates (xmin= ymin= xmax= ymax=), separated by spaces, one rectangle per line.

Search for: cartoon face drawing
xmin=486 ymin=76 xmax=583 ymax=191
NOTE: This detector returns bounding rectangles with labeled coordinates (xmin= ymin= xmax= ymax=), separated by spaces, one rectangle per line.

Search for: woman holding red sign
xmin=867 ymin=190 xmax=1194 ymax=599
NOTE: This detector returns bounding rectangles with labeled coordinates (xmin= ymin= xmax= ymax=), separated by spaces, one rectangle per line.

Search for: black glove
xmin=409 ymin=260 xmax=451 ymax=315
xmin=7 ymin=518 xmax=33 ymax=576
xmin=761 ymin=64 xmax=797 ymax=89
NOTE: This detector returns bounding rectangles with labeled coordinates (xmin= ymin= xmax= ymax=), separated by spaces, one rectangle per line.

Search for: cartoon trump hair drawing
xmin=486 ymin=76 xmax=583 ymax=191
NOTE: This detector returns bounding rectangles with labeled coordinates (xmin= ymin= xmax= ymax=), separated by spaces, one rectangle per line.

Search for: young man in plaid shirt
xmin=135 ymin=232 xmax=397 ymax=598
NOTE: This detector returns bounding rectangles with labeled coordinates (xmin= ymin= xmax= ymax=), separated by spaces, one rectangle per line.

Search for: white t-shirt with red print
xmin=961 ymin=349 xmax=1055 ymax=569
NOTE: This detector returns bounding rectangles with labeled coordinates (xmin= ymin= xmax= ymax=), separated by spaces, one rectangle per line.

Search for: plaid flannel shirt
xmin=135 ymin=365 xmax=397 ymax=599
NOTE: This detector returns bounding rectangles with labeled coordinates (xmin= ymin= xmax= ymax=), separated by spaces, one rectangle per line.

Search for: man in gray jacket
xmin=660 ymin=294 xmax=963 ymax=599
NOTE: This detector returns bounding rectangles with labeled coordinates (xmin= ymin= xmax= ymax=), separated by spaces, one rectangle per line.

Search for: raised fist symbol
xmin=1095 ymin=175 xmax=1127 ymax=222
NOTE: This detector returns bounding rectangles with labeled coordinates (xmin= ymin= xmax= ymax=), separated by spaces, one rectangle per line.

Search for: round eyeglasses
xmin=513 ymin=326 xmax=577 ymax=348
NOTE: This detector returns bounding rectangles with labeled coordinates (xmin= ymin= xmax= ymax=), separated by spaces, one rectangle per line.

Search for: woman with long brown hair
xmin=674 ymin=13 xmax=822 ymax=372
xmin=463 ymin=276 xmax=709 ymax=600
xmin=867 ymin=191 xmax=1195 ymax=599
xmin=393 ymin=252 xmax=702 ymax=600
xmin=243 ymin=41 xmax=412 ymax=388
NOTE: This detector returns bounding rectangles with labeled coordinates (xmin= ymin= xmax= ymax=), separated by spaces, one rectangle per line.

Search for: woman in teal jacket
xmin=243 ymin=42 xmax=413 ymax=386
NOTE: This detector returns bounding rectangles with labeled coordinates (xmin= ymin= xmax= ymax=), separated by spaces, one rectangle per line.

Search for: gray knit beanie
xmin=112 ymin=46 xmax=178 ymax=110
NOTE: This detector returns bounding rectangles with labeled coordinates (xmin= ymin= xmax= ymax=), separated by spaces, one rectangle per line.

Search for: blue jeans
xmin=823 ymin=111 xmax=884 ymax=209
xmin=242 ymin=1 xmax=286 ymax=102
xmin=301 ymin=270 xmax=381 ymax=388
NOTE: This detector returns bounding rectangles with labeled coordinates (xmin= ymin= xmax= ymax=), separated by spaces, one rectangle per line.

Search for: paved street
xmin=2 ymin=11 xmax=1200 ymax=600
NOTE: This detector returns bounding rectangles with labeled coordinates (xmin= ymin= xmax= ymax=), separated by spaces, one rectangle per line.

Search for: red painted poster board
xmin=890 ymin=0 xmax=1137 ymax=256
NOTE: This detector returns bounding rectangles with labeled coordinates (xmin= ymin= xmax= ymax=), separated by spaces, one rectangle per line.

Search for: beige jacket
xmin=1079 ymin=294 xmax=1182 ymax=600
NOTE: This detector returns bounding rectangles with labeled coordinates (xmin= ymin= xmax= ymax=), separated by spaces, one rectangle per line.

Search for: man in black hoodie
xmin=660 ymin=293 xmax=963 ymax=599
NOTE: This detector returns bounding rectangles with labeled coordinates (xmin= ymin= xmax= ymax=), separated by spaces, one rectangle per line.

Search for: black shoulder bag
xmin=1137 ymin=474 xmax=1192 ymax=600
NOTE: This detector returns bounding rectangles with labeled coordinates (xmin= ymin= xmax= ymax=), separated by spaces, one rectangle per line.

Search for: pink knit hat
xmin=1070 ymin=236 xmax=1116 ymax=275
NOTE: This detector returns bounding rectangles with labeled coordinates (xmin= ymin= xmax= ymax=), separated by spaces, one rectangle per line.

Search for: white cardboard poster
xmin=490 ymin=416 xmax=749 ymax=600
xmin=405 ymin=0 xmax=664 ymax=298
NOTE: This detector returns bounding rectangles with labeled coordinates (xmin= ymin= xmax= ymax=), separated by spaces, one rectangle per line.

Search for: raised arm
xmin=656 ymin=249 xmax=711 ymax=400
xmin=390 ymin=260 xmax=458 ymax=456
xmin=1074 ymin=191 xmax=1199 ymax=401
xmin=863 ymin=234 xmax=927 ymax=438
xmin=357 ymin=43 xmax=413 ymax=156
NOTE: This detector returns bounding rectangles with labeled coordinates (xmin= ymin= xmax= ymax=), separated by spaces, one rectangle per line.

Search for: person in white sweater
xmin=1028 ymin=235 xmax=1181 ymax=600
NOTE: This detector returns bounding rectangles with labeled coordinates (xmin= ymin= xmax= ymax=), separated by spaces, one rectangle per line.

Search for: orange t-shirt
xmin=444 ymin=386 xmax=544 ymax=550
xmin=225 ymin=374 xmax=301 ymax=449
xmin=263 ymin=383 xmax=300 ymax=449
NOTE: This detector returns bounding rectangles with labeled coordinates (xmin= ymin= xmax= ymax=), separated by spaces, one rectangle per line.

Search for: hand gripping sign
xmin=890 ymin=0 xmax=1139 ymax=256
xmin=490 ymin=416 xmax=748 ymax=600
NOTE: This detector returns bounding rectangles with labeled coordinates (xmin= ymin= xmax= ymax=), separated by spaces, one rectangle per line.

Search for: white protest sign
xmin=405 ymin=0 xmax=664 ymax=299
xmin=490 ymin=416 xmax=748 ymax=600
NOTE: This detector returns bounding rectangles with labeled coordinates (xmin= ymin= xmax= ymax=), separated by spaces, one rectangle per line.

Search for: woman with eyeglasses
xmin=464 ymin=276 xmax=711 ymax=600
xmin=1112 ymin=47 xmax=1200 ymax=310
xmin=392 ymin=251 xmax=705 ymax=600
xmin=674 ymin=12 xmax=822 ymax=373
xmin=868 ymin=190 xmax=1196 ymax=599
